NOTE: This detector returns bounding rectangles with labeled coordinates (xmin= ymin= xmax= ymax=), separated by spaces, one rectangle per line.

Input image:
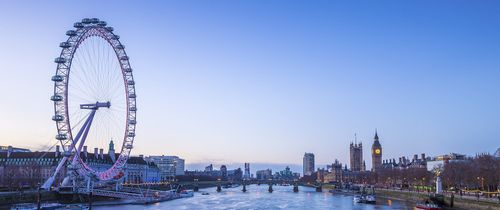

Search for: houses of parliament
xmin=321 ymin=131 xmax=383 ymax=184
xmin=349 ymin=130 xmax=382 ymax=172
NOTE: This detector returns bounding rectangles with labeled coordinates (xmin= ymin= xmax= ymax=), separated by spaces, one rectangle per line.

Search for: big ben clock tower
xmin=371 ymin=130 xmax=382 ymax=171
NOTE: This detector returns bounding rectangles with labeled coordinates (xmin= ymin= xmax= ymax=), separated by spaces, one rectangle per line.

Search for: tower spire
xmin=374 ymin=129 xmax=379 ymax=140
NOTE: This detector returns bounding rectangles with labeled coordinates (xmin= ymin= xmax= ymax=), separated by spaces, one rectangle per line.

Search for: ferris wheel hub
xmin=80 ymin=101 xmax=111 ymax=110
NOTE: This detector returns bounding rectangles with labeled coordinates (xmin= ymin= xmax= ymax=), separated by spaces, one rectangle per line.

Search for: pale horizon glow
xmin=0 ymin=1 xmax=499 ymax=172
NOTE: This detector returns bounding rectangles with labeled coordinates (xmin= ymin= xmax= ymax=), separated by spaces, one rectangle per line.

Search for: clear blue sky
xmin=0 ymin=1 xmax=499 ymax=172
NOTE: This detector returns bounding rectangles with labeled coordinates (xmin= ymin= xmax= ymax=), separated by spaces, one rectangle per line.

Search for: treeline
xmin=440 ymin=154 xmax=500 ymax=192
xmin=372 ymin=154 xmax=500 ymax=192
xmin=375 ymin=167 xmax=432 ymax=188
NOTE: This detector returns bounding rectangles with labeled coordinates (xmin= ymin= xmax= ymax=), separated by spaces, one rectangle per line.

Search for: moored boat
xmin=415 ymin=203 xmax=442 ymax=210
xmin=180 ymin=190 xmax=194 ymax=198
xmin=353 ymin=195 xmax=363 ymax=203
xmin=365 ymin=194 xmax=376 ymax=204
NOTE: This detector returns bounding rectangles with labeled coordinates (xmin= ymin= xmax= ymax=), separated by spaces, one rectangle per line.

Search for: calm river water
xmin=96 ymin=185 xmax=413 ymax=209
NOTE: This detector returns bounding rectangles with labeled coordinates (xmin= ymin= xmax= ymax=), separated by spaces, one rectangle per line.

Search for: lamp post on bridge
xmin=216 ymin=178 xmax=222 ymax=193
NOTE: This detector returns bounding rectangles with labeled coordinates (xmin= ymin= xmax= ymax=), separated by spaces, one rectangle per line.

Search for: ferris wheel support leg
xmin=86 ymin=178 xmax=91 ymax=192
xmin=71 ymin=110 xmax=96 ymax=166
xmin=41 ymin=110 xmax=97 ymax=190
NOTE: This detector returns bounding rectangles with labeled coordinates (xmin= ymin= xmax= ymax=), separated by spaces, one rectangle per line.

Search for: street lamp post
xmin=476 ymin=177 xmax=484 ymax=191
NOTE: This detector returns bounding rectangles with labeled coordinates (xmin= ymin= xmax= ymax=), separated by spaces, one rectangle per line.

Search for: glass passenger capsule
xmin=90 ymin=18 xmax=99 ymax=24
xmin=129 ymin=119 xmax=137 ymax=125
xmin=59 ymin=42 xmax=71 ymax=48
xmin=97 ymin=21 xmax=107 ymax=26
xmin=66 ymin=30 xmax=77 ymax=36
xmin=106 ymin=27 xmax=114 ymax=32
xmin=116 ymin=44 xmax=125 ymax=49
xmin=124 ymin=68 xmax=132 ymax=73
xmin=51 ymin=75 xmax=64 ymax=82
xmin=120 ymin=56 xmax=129 ymax=61
xmin=74 ymin=22 xmax=84 ymax=28
xmin=129 ymin=107 xmax=137 ymax=111
xmin=127 ymin=80 xmax=135 ymax=85
xmin=51 ymin=95 xmax=63 ymax=101
xmin=55 ymin=134 xmax=67 ymax=140
xmin=54 ymin=57 xmax=66 ymax=64
xmin=129 ymin=93 xmax=136 ymax=98
xmin=52 ymin=115 xmax=64 ymax=121
xmin=82 ymin=18 xmax=91 ymax=24
xmin=127 ymin=132 xmax=135 ymax=137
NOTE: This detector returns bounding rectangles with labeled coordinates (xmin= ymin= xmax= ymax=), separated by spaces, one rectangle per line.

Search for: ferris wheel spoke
xmin=74 ymin=48 xmax=99 ymax=98
xmin=71 ymin=59 xmax=98 ymax=99
xmin=82 ymin=39 xmax=102 ymax=98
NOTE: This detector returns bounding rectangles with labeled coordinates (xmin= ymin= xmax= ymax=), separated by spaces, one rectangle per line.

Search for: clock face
xmin=375 ymin=149 xmax=381 ymax=155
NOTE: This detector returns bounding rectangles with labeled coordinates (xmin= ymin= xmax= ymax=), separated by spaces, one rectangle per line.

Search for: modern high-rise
xmin=371 ymin=130 xmax=382 ymax=171
xmin=243 ymin=163 xmax=250 ymax=179
xmin=256 ymin=169 xmax=272 ymax=180
xmin=350 ymin=137 xmax=363 ymax=172
xmin=145 ymin=155 xmax=185 ymax=181
xmin=303 ymin=153 xmax=315 ymax=176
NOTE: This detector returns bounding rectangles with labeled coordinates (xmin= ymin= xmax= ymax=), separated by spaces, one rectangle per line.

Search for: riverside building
xmin=303 ymin=153 xmax=315 ymax=176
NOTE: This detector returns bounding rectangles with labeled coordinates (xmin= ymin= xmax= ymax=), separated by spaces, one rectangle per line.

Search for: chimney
xmin=7 ymin=146 xmax=13 ymax=158
xmin=414 ymin=154 xmax=418 ymax=162
xmin=99 ymin=148 xmax=104 ymax=159
xmin=94 ymin=148 xmax=98 ymax=159
xmin=392 ymin=158 xmax=396 ymax=164
xmin=421 ymin=153 xmax=426 ymax=161
xmin=398 ymin=157 xmax=402 ymax=164
xmin=55 ymin=145 xmax=60 ymax=158
xmin=83 ymin=146 xmax=88 ymax=158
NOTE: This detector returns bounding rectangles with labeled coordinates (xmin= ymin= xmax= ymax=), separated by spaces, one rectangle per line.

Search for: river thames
xmin=95 ymin=185 xmax=413 ymax=210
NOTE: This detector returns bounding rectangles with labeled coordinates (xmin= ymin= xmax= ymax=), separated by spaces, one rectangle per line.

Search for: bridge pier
xmin=315 ymin=181 xmax=322 ymax=192
xmin=194 ymin=179 xmax=199 ymax=192
xmin=293 ymin=182 xmax=299 ymax=193
xmin=268 ymin=183 xmax=273 ymax=193
xmin=242 ymin=183 xmax=247 ymax=192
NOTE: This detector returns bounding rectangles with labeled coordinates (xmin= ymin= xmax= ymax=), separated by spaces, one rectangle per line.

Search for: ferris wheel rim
xmin=51 ymin=18 xmax=136 ymax=181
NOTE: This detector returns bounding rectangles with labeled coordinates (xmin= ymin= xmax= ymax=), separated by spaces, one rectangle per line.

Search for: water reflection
xmin=96 ymin=185 xmax=413 ymax=210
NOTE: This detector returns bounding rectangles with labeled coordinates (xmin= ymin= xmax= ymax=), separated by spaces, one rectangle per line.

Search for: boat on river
xmin=353 ymin=195 xmax=363 ymax=203
xmin=415 ymin=202 xmax=441 ymax=210
xmin=180 ymin=190 xmax=194 ymax=198
xmin=365 ymin=194 xmax=376 ymax=204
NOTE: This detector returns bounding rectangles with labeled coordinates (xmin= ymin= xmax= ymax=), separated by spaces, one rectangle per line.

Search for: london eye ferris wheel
xmin=43 ymin=18 xmax=136 ymax=188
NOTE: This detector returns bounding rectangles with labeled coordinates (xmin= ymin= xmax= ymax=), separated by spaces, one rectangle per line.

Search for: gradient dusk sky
xmin=0 ymin=1 xmax=499 ymax=171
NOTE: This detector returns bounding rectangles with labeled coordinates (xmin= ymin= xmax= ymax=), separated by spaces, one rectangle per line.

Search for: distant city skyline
xmin=0 ymin=1 xmax=499 ymax=170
